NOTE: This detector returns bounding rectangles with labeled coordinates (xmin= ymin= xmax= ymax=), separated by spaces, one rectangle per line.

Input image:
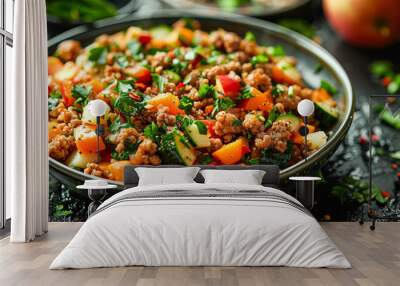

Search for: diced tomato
xmin=381 ymin=191 xmax=390 ymax=198
xmin=382 ymin=76 xmax=392 ymax=87
xmin=138 ymin=33 xmax=152 ymax=45
xmin=241 ymin=145 xmax=251 ymax=155
xmin=216 ymin=75 xmax=241 ymax=99
xmin=128 ymin=92 xmax=141 ymax=101
xmin=126 ymin=66 xmax=152 ymax=84
xmin=60 ymin=81 xmax=75 ymax=107
xmin=135 ymin=82 xmax=147 ymax=91
xmin=204 ymin=105 xmax=214 ymax=115
xmin=201 ymin=120 xmax=217 ymax=137
xmin=358 ymin=135 xmax=368 ymax=145
xmin=176 ymin=82 xmax=185 ymax=90
xmin=371 ymin=134 xmax=380 ymax=142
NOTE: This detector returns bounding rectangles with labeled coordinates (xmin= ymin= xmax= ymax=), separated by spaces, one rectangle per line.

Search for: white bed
xmin=50 ymin=183 xmax=351 ymax=269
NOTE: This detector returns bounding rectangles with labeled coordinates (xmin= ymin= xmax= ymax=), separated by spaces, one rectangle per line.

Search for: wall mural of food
xmin=48 ymin=18 xmax=340 ymax=182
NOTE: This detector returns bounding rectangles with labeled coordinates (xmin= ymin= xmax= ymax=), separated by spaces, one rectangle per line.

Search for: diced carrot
xmin=212 ymin=138 xmax=247 ymax=165
xmin=312 ymin=88 xmax=336 ymax=106
xmin=147 ymin=93 xmax=185 ymax=115
xmin=48 ymin=56 xmax=64 ymax=76
xmin=240 ymin=88 xmax=273 ymax=112
xmin=177 ymin=27 xmax=194 ymax=45
xmin=292 ymin=132 xmax=304 ymax=145
xmin=90 ymin=79 xmax=105 ymax=95
xmin=108 ymin=161 xmax=130 ymax=181
xmin=271 ymin=65 xmax=300 ymax=85
xmin=76 ymin=136 xmax=106 ymax=154
xmin=205 ymin=105 xmax=214 ymax=115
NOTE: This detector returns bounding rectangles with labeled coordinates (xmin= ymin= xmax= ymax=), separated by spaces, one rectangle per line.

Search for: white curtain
xmin=8 ymin=0 xmax=48 ymax=242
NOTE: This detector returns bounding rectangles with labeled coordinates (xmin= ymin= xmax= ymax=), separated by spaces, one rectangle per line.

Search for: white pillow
xmin=200 ymin=170 xmax=266 ymax=185
xmin=135 ymin=167 xmax=200 ymax=186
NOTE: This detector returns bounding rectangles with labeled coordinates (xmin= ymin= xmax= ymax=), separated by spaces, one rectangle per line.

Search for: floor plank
xmin=0 ymin=222 xmax=399 ymax=286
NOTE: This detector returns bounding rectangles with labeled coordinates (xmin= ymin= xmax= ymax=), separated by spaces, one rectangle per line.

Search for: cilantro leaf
xmin=72 ymin=85 xmax=92 ymax=106
xmin=272 ymin=84 xmax=285 ymax=97
xmin=109 ymin=116 xmax=133 ymax=133
xmin=211 ymin=97 xmax=236 ymax=117
xmin=194 ymin=121 xmax=208 ymax=134
xmin=264 ymin=106 xmax=280 ymax=129
xmin=199 ymin=84 xmax=215 ymax=99
xmin=237 ymin=86 xmax=254 ymax=100
xmin=114 ymin=54 xmax=129 ymax=68
xmin=49 ymin=90 xmax=62 ymax=99
xmin=127 ymin=40 xmax=142 ymax=56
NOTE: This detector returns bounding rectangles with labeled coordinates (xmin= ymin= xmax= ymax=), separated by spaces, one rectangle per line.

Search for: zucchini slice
xmin=277 ymin=113 xmax=301 ymax=131
xmin=66 ymin=150 xmax=97 ymax=169
xmin=185 ymin=123 xmax=211 ymax=148
xmin=159 ymin=130 xmax=197 ymax=165
xmin=315 ymin=102 xmax=339 ymax=128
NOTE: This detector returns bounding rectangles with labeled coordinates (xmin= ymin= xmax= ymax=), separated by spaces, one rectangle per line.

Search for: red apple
xmin=216 ymin=75 xmax=241 ymax=98
xmin=323 ymin=0 xmax=400 ymax=48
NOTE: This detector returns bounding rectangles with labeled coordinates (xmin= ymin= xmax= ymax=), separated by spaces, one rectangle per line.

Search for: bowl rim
xmin=48 ymin=9 xmax=355 ymax=183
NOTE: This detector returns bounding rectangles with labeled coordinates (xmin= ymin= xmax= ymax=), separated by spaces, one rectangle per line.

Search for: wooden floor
xmin=0 ymin=222 xmax=399 ymax=286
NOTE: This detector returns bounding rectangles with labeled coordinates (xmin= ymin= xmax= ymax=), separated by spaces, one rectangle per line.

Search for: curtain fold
xmin=9 ymin=0 xmax=48 ymax=242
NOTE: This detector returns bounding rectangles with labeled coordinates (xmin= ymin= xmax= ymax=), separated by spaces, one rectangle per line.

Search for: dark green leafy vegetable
xmin=88 ymin=46 xmax=107 ymax=65
xmin=272 ymin=84 xmax=285 ymax=97
xmin=250 ymin=54 xmax=269 ymax=66
xmin=198 ymin=155 xmax=213 ymax=165
xmin=72 ymin=84 xmax=92 ymax=106
xmin=47 ymin=0 xmax=117 ymax=22
xmin=244 ymin=31 xmax=256 ymax=42
xmin=233 ymin=119 xmax=242 ymax=126
xmin=238 ymin=86 xmax=254 ymax=100
xmin=264 ymin=106 xmax=280 ymax=129
xmin=266 ymin=45 xmax=285 ymax=57
xmin=207 ymin=50 xmax=222 ymax=65
xmin=260 ymin=141 xmax=293 ymax=168
xmin=49 ymin=90 xmax=62 ymax=99
xmin=199 ymin=84 xmax=215 ymax=99
xmin=109 ymin=116 xmax=133 ymax=134
xmin=211 ymin=97 xmax=236 ymax=117
xmin=114 ymin=80 xmax=145 ymax=116
xmin=176 ymin=115 xmax=208 ymax=135
xmin=144 ymin=122 xmax=166 ymax=144
xmin=48 ymin=97 xmax=59 ymax=111
xmin=179 ymin=96 xmax=194 ymax=114
xmin=111 ymin=139 xmax=140 ymax=161
xmin=320 ymin=80 xmax=337 ymax=95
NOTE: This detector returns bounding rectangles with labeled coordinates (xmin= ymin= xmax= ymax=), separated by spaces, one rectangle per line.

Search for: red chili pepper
xmin=241 ymin=145 xmax=251 ymax=155
xmin=176 ymin=82 xmax=185 ymax=90
xmin=391 ymin=163 xmax=398 ymax=170
xmin=358 ymin=135 xmax=368 ymax=145
xmin=382 ymin=76 xmax=392 ymax=87
xmin=381 ymin=191 xmax=390 ymax=198
xmin=371 ymin=134 xmax=380 ymax=142
xmin=138 ymin=34 xmax=152 ymax=45
xmin=60 ymin=82 xmax=75 ymax=107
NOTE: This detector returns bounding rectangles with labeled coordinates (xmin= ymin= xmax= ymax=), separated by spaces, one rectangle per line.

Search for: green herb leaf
xmin=199 ymin=84 xmax=215 ymax=99
xmin=370 ymin=60 xmax=393 ymax=78
xmin=250 ymin=53 xmax=269 ymax=66
xmin=195 ymin=121 xmax=208 ymax=134
xmin=179 ymin=96 xmax=194 ymax=114
xmin=144 ymin=122 xmax=166 ymax=143
xmin=127 ymin=40 xmax=142 ymax=56
xmin=72 ymin=85 xmax=92 ymax=106
xmin=264 ymin=106 xmax=280 ymax=128
xmin=211 ymin=97 xmax=236 ymax=117
xmin=88 ymin=46 xmax=107 ymax=65
xmin=272 ymin=84 xmax=285 ymax=97
xmin=244 ymin=31 xmax=256 ymax=42
xmin=260 ymin=141 xmax=293 ymax=168
xmin=50 ymin=90 xmax=62 ymax=99
xmin=114 ymin=54 xmax=129 ymax=68
xmin=48 ymin=97 xmax=59 ymax=111
xmin=199 ymin=155 xmax=213 ymax=164
xmin=237 ymin=86 xmax=254 ymax=100
xmin=266 ymin=45 xmax=285 ymax=57
xmin=320 ymin=80 xmax=337 ymax=95
xmin=109 ymin=116 xmax=133 ymax=133
xmin=233 ymin=119 xmax=242 ymax=126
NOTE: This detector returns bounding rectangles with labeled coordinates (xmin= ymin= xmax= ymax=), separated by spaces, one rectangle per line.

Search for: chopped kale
xmin=49 ymin=90 xmax=62 ymax=99
xmin=198 ymin=155 xmax=213 ymax=165
xmin=260 ymin=141 xmax=293 ymax=168
xmin=114 ymin=54 xmax=129 ymax=68
xmin=144 ymin=122 xmax=166 ymax=143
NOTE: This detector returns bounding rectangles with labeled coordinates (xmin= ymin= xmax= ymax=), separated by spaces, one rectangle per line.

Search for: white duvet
xmin=50 ymin=183 xmax=351 ymax=269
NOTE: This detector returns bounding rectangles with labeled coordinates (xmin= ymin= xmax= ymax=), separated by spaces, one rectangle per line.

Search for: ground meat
xmin=185 ymin=70 xmax=201 ymax=88
xmin=274 ymin=103 xmax=285 ymax=113
xmin=266 ymin=120 xmax=294 ymax=153
xmin=105 ymin=65 xmax=122 ymax=81
xmin=129 ymin=138 xmax=161 ymax=165
xmin=242 ymin=63 xmax=253 ymax=73
xmin=84 ymin=163 xmax=112 ymax=178
xmin=214 ymin=111 xmax=243 ymax=138
xmin=275 ymin=86 xmax=302 ymax=111
xmin=148 ymin=52 xmax=171 ymax=69
xmin=156 ymin=105 xmax=176 ymax=127
xmin=243 ymin=68 xmax=272 ymax=92
xmin=229 ymin=51 xmax=250 ymax=63
xmin=57 ymin=108 xmax=79 ymax=124
xmin=203 ymin=61 xmax=241 ymax=82
xmin=254 ymin=134 xmax=272 ymax=150
xmin=50 ymin=123 xmax=74 ymax=138
xmin=228 ymin=107 xmax=246 ymax=121
xmin=49 ymin=102 xmax=66 ymax=119
xmin=291 ymin=144 xmax=304 ymax=163
xmin=56 ymin=40 xmax=81 ymax=62
xmin=209 ymin=30 xmax=241 ymax=53
xmin=207 ymin=138 xmax=223 ymax=153
xmin=48 ymin=135 xmax=75 ymax=161
xmin=113 ymin=128 xmax=140 ymax=153
xmin=240 ymin=40 xmax=258 ymax=56
xmin=243 ymin=112 xmax=265 ymax=135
